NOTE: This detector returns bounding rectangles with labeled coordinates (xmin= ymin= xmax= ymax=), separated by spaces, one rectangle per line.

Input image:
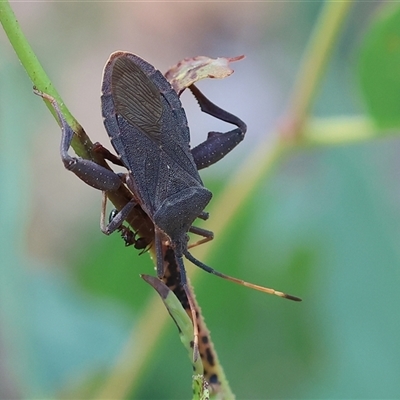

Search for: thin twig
xmin=280 ymin=1 xmax=353 ymax=142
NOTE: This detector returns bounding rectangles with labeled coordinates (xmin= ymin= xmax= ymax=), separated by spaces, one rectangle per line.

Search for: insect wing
xmin=102 ymin=52 xmax=206 ymax=215
xmin=111 ymin=55 xmax=163 ymax=144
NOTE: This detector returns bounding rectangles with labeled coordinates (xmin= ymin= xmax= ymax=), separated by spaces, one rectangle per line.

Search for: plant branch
xmin=0 ymin=0 xmax=92 ymax=158
xmin=280 ymin=0 xmax=354 ymax=141
xmin=0 ymin=0 xmax=153 ymax=243
xmin=303 ymin=115 xmax=377 ymax=146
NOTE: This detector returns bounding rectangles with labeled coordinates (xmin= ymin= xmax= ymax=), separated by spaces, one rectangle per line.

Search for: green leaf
xmin=358 ymin=3 xmax=400 ymax=129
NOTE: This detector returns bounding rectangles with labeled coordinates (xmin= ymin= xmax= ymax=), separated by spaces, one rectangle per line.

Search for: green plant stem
xmin=0 ymin=0 xmax=145 ymax=233
xmin=281 ymin=0 xmax=354 ymax=141
xmin=0 ymin=0 xmax=91 ymax=158
xmin=95 ymin=293 xmax=171 ymax=399
xmin=304 ymin=115 xmax=377 ymax=146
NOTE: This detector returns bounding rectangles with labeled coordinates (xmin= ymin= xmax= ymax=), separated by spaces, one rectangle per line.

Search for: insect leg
xmin=189 ymin=84 xmax=247 ymax=170
xmin=175 ymin=254 xmax=200 ymax=362
xmin=183 ymin=249 xmax=302 ymax=302
xmin=92 ymin=142 xmax=124 ymax=167
xmin=154 ymin=228 xmax=167 ymax=278
xmin=189 ymin=84 xmax=246 ymax=131
xmin=100 ymin=191 xmax=136 ymax=235
xmin=161 ymin=247 xmax=222 ymax=389
xmin=155 ymin=232 xmax=200 ymax=361
xmin=188 ymin=226 xmax=214 ymax=249
xmin=34 ymin=89 xmax=122 ymax=191
xmin=197 ymin=211 xmax=209 ymax=221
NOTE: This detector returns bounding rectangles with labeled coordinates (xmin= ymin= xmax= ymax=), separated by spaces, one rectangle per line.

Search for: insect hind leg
xmin=189 ymin=84 xmax=247 ymax=170
xmin=189 ymin=84 xmax=246 ymax=132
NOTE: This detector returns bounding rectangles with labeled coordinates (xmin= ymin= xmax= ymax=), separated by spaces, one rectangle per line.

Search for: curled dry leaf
xmin=165 ymin=55 xmax=245 ymax=95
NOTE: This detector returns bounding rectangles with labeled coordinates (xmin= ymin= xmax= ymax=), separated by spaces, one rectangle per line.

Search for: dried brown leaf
xmin=165 ymin=55 xmax=245 ymax=95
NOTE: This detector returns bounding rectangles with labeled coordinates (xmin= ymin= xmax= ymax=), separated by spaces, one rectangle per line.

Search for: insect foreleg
xmin=100 ymin=192 xmax=137 ymax=235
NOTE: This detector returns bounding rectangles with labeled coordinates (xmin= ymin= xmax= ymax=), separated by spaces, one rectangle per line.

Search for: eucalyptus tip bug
xmin=34 ymin=51 xmax=301 ymax=360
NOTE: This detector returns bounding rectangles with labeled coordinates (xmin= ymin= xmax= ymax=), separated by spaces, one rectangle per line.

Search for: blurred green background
xmin=1 ymin=2 xmax=400 ymax=399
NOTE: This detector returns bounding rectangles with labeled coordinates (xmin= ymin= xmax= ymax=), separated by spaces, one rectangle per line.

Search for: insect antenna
xmin=183 ymin=250 xmax=302 ymax=302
